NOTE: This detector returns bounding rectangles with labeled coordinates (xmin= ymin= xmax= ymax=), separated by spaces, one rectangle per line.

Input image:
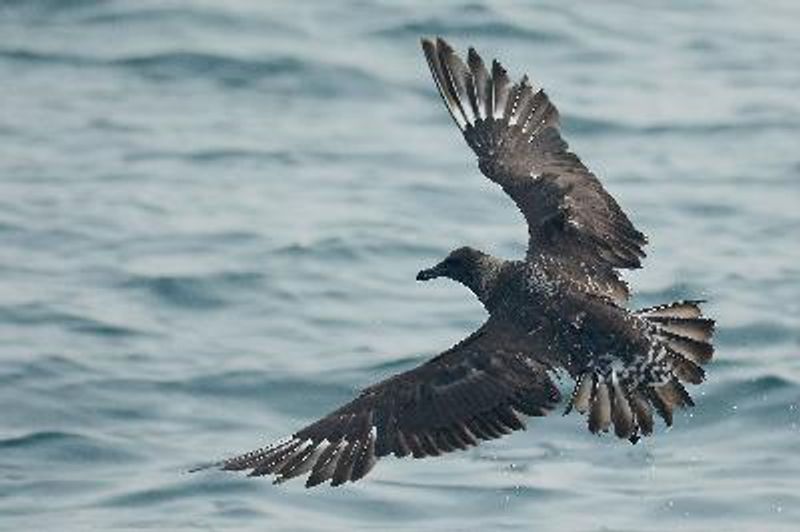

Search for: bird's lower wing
xmin=213 ymin=320 xmax=560 ymax=487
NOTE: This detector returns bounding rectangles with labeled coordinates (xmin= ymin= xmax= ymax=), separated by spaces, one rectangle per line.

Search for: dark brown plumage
xmin=194 ymin=38 xmax=715 ymax=488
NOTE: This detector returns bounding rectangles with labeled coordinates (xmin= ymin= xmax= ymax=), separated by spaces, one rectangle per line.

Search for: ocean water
xmin=1 ymin=1 xmax=798 ymax=530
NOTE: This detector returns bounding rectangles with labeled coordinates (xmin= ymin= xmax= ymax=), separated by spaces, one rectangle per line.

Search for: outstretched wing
xmin=213 ymin=319 xmax=560 ymax=487
xmin=421 ymin=37 xmax=647 ymax=301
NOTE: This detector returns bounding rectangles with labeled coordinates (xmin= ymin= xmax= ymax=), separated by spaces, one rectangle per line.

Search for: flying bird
xmin=195 ymin=37 xmax=715 ymax=488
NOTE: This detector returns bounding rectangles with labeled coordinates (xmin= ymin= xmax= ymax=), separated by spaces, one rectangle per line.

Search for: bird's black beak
xmin=416 ymin=265 xmax=443 ymax=281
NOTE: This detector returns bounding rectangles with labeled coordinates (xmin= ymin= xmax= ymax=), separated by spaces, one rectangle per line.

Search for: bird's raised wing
xmin=213 ymin=318 xmax=560 ymax=487
xmin=421 ymin=37 xmax=647 ymax=301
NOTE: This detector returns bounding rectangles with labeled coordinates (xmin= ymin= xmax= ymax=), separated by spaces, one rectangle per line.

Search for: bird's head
xmin=416 ymin=247 xmax=504 ymax=305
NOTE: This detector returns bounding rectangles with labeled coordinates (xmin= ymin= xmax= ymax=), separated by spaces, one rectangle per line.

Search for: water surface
xmin=1 ymin=1 xmax=798 ymax=530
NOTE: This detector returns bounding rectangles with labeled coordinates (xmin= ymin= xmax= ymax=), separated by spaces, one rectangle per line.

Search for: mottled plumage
xmin=195 ymin=38 xmax=715 ymax=487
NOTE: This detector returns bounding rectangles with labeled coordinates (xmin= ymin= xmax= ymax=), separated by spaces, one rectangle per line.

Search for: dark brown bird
xmin=194 ymin=37 xmax=715 ymax=488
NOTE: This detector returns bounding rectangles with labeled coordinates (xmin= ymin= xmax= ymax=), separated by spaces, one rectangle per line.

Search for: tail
xmin=566 ymin=300 xmax=715 ymax=442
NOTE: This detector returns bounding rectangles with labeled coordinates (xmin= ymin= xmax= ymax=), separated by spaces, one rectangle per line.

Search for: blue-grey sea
xmin=1 ymin=1 xmax=799 ymax=530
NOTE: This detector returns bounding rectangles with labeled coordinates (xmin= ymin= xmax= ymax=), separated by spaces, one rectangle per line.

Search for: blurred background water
xmin=1 ymin=1 xmax=799 ymax=530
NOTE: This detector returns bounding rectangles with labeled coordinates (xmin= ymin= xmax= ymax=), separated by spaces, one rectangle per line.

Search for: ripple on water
xmin=0 ymin=431 xmax=139 ymax=465
xmin=1 ymin=1 xmax=799 ymax=530
xmin=373 ymin=18 xmax=569 ymax=43
xmin=112 ymin=53 xmax=385 ymax=95
xmin=120 ymin=271 xmax=264 ymax=309
xmin=99 ymin=476 xmax=264 ymax=510
xmin=716 ymin=322 xmax=800 ymax=348
xmin=0 ymin=303 xmax=145 ymax=338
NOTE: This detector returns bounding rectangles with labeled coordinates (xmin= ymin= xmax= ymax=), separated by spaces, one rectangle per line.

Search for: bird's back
xmin=485 ymin=259 xmax=650 ymax=375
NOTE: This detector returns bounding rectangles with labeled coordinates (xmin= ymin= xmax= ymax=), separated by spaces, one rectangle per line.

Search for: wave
xmin=0 ymin=303 xmax=145 ymax=338
xmin=110 ymin=52 xmax=383 ymax=93
xmin=0 ymin=0 xmax=106 ymax=15
xmin=272 ymin=234 xmax=442 ymax=264
xmin=173 ymin=371 xmax=352 ymax=404
xmin=716 ymin=322 xmax=799 ymax=348
xmin=122 ymin=148 xmax=298 ymax=165
xmin=112 ymin=52 xmax=304 ymax=79
xmin=121 ymin=271 xmax=264 ymax=309
xmin=79 ymin=5 xmax=293 ymax=36
xmin=564 ymin=115 xmax=800 ymax=138
xmin=0 ymin=430 xmax=137 ymax=463
xmin=374 ymin=18 xmax=569 ymax=43
xmin=99 ymin=476 xmax=262 ymax=510
xmin=0 ymin=48 xmax=384 ymax=95
xmin=0 ymin=48 xmax=97 ymax=66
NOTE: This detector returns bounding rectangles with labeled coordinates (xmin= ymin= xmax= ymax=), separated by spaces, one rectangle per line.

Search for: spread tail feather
xmin=566 ymin=300 xmax=715 ymax=442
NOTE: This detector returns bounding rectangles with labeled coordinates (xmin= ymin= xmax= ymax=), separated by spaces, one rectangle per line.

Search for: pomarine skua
xmin=195 ymin=38 xmax=715 ymax=487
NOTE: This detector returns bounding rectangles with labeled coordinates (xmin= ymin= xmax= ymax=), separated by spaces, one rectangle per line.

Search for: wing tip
xmin=435 ymin=35 xmax=453 ymax=52
xmin=187 ymin=460 xmax=223 ymax=474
